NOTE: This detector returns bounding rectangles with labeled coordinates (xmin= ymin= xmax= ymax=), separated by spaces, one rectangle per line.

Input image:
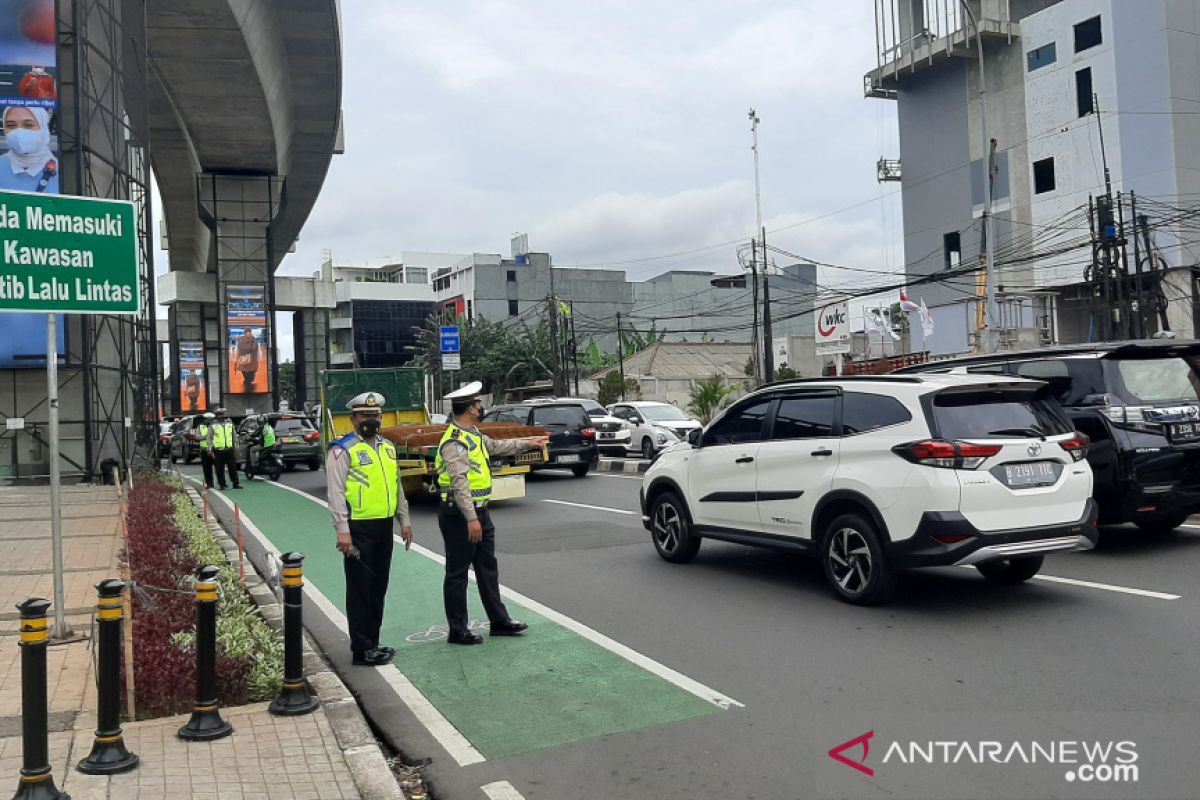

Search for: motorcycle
xmin=245 ymin=441 xmax=284 ymax=482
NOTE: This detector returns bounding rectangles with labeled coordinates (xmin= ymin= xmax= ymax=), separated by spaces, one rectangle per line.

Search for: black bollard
xmin=77 ymin=579 xmax=138 ymax=774
xmin=11 ymin=597 xmax=68 ymax=800
xmin=177 ymin=566 xmax=233 ymax=741
xmin=269 ymin=552 xmax=319 ymax=716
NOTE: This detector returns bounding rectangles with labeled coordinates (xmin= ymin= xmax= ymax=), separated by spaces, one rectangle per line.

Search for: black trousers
xmin=344 ymin=517 xmax=394 ymax=654
xmin=438 ymin=504 xmax=510 ymax=634
xmin=213 ymin=448 xmax=240 ymax=488
xmin=199 ymin=451 xmax=214 ymax=488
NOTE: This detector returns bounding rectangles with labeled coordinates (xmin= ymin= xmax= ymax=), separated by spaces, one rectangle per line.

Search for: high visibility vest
xmin=262 ymin=424 xmax=276 ymax=448
xmin=435 ymin=424 xmax=492 ymax=502
xmin=196 ymin=423 xmax=211 ymax=448
xmin=337 ymin=434 xmax=399 ymax=520
xmin=212 ymin=420 xmax=235 ymax=450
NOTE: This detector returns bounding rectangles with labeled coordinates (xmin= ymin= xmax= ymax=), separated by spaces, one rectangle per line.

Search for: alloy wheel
xmin=653 ymin=501 xmax=682 ymax=553
xmin=828 ymin=527 xmax=872 ymax=595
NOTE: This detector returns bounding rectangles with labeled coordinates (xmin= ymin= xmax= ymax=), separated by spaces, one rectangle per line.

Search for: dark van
xmin=895 ymin=340 xmax=1200 ymax=532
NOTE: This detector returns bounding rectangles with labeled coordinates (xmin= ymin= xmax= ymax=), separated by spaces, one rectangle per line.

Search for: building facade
xmin=867 ymin=0 xmax=1200 ymax=353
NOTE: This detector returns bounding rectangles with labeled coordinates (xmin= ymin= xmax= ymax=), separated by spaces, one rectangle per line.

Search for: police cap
xmin=346 ymin=392 xmax=385 ymax=414
xmin=443 ymin=381 xmax=483 ymax=401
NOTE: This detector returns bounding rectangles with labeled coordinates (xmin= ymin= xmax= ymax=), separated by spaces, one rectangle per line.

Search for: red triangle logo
xmin=828 ymin=730 xmax=875 ymax=777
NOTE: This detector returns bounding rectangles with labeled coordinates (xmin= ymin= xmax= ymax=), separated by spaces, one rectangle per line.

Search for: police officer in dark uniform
xmin=326 ymin=392 xmax=413 ymax=665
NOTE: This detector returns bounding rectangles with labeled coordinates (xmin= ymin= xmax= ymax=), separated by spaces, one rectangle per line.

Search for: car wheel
xmin=641 ymin=438 xmax=655 ymax=460
xmin=307 ymin=459 xmax=321 ymax=471
xmin=821 ymin=513 xmax=897 ymax=605
xmin=649 ymin=491 xmax=701 ymax=563
xmin=975 ymin=555 xmax=1044 ymax=585
xmin=1134 ymin=513 xmax=1189 ymax=534
xmin=571 ymin=463 xmax=590 ymax=478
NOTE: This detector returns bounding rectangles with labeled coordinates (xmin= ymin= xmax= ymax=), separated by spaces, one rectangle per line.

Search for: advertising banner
xmin=178 ymin=340 xmax=207 ymax=413
xmin=1 ymin=0 xmax=66 ymax=363
xmin=226 ymin=285 xmax=269 ymax=394
xmin=815 ymin=301 xmax=852 ymax=356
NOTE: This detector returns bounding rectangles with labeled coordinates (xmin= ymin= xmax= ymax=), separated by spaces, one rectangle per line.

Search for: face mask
xmin=5 ymin=127 xmax=47 ymax=156
xmin=358 ymin=419 xmax=381 ymax=438
xmin=474 ymin=403 xmax=486 ymax=419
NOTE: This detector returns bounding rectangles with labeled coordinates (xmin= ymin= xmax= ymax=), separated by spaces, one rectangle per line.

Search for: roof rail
xmin=755 ymin=375 xmax=925 ymax=390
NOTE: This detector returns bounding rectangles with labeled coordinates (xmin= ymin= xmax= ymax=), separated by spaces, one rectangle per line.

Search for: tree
xmin=277 ymin=360 xmax=296 ymax=408
xmin=597 ymin=371 xmax=641 ymax=406
xmin=687 ymin=376 xmax=740 ymax=424
xmin=774 ymin=363 xmax=798 ymax=380
xmin=414 ymin=313 xmax=556 ymax=400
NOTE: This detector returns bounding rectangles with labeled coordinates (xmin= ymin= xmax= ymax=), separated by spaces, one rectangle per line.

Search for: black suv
xmin=896 ymin=340 xmax=1200 ymax=532
xmin=483 ymin=401 xmax=599 ymax=477
xmin=236 ymin=413 xmax=322 ymax=471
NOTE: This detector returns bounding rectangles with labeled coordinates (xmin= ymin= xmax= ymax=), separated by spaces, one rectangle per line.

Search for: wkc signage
xmin=0 ymin=189 xmax=139 ymax=314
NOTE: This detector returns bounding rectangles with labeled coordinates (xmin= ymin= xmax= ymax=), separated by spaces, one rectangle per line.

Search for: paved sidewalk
xmin=0 ymin=484 xmax=372 ymax=800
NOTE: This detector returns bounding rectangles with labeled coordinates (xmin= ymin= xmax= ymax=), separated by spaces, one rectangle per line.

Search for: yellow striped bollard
xmin=11 ymin=597 xmax=68 ymax=800
xmin=77 ymin=579 xmax=138 ymax=774
xmin=269 ymin=552 xmax=318 ymax=716
xmin=177 ymin=566 xmax=233 ymax=740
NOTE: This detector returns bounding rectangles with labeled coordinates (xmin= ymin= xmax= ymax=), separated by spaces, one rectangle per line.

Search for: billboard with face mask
xmin=0 ymin=0 xmax=64 ymax=366
xmin=226 ymin=285 xmax=269 ymax=394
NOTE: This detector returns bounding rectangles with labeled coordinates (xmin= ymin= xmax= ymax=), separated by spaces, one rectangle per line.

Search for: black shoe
xmin=376 ymin=645 xmax=396 ymax=658
xmin=352 ymin=648 xmax=394 ymax=666
xmin=232 ymin=484 xmax=243 ymax=489
xmin=490 ymin=619 xmax=528 ymax=636
xmin=447 ymin=630 xmax=484 ymax=645
xmin=218 ymin=485 xmax=228 ymax=490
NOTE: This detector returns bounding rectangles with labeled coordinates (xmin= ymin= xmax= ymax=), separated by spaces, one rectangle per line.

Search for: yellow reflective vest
xmin=337 ymin=434 xmax=399 ymax=520
xmin=435 ymin=424 xmax=492 ymax=502
xmin=196 ymin=423 xmax=211 ymax=448
xmin=212 ymin=420 xmax=235 ymax=450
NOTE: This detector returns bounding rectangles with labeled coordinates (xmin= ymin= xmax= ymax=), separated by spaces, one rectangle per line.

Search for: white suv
xmin=610 ymin=401 xmax=702 ymax=459
xmin=640 ymin=375 xmax=1098 ymax=605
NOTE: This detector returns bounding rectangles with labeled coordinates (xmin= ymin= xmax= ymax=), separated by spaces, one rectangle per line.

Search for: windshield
xmin=1111 ymin=357 xmax=1200 ymax=404
xmin=930 ymin=390 xmax=1070 ymax=439
xmin=273 ymin=417 xmax=316 ymax=433
xmin=641 ymin=405 xmax=691 ymax=422
xmin=532 ymin=406 xmax=589 ymax=427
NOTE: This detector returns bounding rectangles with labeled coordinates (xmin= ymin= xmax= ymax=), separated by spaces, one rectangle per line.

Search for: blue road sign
xmin=440 ymin=325 xmax=460 ymax=353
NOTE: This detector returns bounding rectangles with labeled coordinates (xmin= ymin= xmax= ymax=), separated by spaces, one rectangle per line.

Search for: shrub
xmin=123 ymin=472 xmax=281 ymax=718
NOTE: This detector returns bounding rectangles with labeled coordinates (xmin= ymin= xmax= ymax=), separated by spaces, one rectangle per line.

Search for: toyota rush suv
xmin=896 ymin=340 xmax=1200 ymax=533
xmin=640 ymin=375 xmax=1097 ymax=605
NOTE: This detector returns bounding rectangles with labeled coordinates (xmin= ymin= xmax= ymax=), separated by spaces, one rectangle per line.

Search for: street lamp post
xmin=749 ymin=108 xmax=773 ymax=381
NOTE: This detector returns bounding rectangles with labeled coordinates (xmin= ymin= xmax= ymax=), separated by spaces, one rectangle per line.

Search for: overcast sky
xmin=160 ymin=1 xmax=904 ymax=360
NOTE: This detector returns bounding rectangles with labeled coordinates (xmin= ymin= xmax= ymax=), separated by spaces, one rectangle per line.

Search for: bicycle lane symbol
xmin=405 ymin=619 xmax=490 ymax=643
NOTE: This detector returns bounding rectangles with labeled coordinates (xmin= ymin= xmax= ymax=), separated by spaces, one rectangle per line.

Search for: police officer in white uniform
xmin=326 ymin=392 xmax=413 ymax=666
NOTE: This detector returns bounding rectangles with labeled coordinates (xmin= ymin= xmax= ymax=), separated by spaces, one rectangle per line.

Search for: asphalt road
xmin=186 ymin=462 xmax=1200 ymax=800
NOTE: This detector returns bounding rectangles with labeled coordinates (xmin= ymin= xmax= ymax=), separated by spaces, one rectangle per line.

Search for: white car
xmin=640 ymin=374 xmax=1098 ymax=605
xmin=609 ymin=401 xmax=702 ymax=459
xmin=529 ymin=397 xmax=632 ymax=456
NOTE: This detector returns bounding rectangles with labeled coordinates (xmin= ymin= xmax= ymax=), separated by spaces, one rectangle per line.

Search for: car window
xmin=1108 ymin=356 xmax=1200 ymax=404
xmin=842 ymin=392 xmax=912 ymax=435
xmin=930 ymin=390 xmax=1071 ymax=439
xmin=641 ymin=404 xmax=691 ymax=422
xmin=274 ymin=417 xmax=315 ymax=433
xmin=577 ymin=400 xmax=606 ymax=416
xmin=492 ymin=409 xmax=525 ymax=424
xmin=532 ymin=406 xmax=589 ymax=427
xmin=770 ymin=395 xmax=835 ymax=440
xmin=1010 ymin=358 xmax=1105 ymax=405
xmin=704 ymin=399 xmax=771 ymax=445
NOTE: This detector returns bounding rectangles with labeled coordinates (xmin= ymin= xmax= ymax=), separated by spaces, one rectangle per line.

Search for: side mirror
xmin=686 ymin=428 xmax=702 ymax=447
xmin=631 ymin=416 xmax=644 ymax=425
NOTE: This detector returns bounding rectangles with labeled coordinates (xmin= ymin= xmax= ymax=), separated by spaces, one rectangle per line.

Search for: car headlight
xmin=655 ymin=433 xmax=668 ymax=444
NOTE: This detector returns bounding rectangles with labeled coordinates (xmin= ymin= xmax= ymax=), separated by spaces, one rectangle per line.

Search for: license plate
xmin=283 ymin=436 xmax=301 ymax=443
xmin=1167 ymin=423 xmax=1200 ymax=443
xmin=599 ymin=432 xmax=615 ymax=439
xmin=556 ymin=454 xmax=581 ymax=464
xmin=1000 ymin=461 xmax=1059 ymax=488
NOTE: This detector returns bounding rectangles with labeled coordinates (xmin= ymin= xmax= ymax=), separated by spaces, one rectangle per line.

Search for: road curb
xmin=181 ymin=478 xmax=406 ymax=800
xmin=596 ymin=457 xmax=650 ymax=474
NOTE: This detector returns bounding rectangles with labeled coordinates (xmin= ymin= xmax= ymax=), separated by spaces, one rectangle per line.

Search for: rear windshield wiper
xmin=986 ymin=426 xmax=1047 ymax=439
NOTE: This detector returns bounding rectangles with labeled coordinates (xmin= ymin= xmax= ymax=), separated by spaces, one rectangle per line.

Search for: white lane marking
xmin=590 ymin=472 xmax=642 ymax=482
xmin=542 ymin=498 xmax=638 ymax=515
xmin=482 ymin=781 xmax=527 ymax=800
xmin=273 ymin=479 xmax=742 ymax=710
xmin=193 ymin=477 xmax=486 ymax=766
xmin=957 ymin=565 xmax=1180 ymax=600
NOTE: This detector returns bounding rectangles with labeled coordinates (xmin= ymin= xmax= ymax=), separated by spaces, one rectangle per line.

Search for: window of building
xmin=1074 ymin=16 xmax=1102 ymax=52
xmin=944 ymin=231 xmax=962 ymax=270
xmin=1076 ymin=67 xmax=1094 ymax=116
xmin=1033 ymin=158 xmax=1056 ymax=194
xmin=506 ymin=270 xmax=517 ymax=283
xmin=508 ymin=299 xmax=518 ymax=316
xmin=1026 ymin=42 xmax=1056 ymax=72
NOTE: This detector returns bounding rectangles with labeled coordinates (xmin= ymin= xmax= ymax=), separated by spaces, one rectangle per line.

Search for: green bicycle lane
xmin=217 ymin=478 xmax=728 ymax=760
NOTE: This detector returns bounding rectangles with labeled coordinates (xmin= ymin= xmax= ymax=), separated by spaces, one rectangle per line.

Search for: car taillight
xmin=186 ymin=433 xmax=197 ymax=441
xmin=1058 ymin=433 xmax=1089 ymax=462
xmin=581 ymin=427 xmax=595 ymax=439
xmin=893 ymin=440 xmax=1002 ymax=470
xmin=303 ymin=431 xmax=319 ymax=442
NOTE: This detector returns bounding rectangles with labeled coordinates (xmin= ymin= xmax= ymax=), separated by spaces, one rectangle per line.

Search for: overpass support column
xmin=198 ymin=173 xmax=284 ymax=415
xmin=293 ymin=309 xmax=329 ymax=410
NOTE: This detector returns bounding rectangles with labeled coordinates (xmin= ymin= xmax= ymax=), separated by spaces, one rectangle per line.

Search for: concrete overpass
xmin=152 ymin=0 xmax=343 ymax=413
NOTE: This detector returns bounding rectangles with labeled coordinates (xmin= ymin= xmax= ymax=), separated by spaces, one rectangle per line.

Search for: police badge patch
xmin=357 ymin=450 xmax=373 ymax=466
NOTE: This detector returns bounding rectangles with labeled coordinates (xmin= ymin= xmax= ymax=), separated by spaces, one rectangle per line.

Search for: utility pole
xmin=547 ymin=260 xmax=562 ymax=394
xmin=960 ymin=0 xmax=996 ymax=353
xmin=1130 ymin=192 xmax=1145 ymax=339
xmin=569 ymin=300 xmax=579 ymax=394
xmin=749 ymin=108 xmax=772 ymax=381
xmin=1093 ymin=93 xmax=1122 ymax=341
xmin=1138 ymin=214 xmax=1172 ymax=334
xmin=616 ymin=312 xmax=626 ymax=401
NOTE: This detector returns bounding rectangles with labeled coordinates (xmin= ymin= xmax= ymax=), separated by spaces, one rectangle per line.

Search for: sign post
xmin=440 ymin=325 xmax=460 ymax=374
xmin=0 ymin=189 xmax=139 ymax=640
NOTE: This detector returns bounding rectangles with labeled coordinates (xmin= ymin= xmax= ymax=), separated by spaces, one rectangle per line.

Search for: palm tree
xmin=687 ymin=376 xmax=740 ymax=424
